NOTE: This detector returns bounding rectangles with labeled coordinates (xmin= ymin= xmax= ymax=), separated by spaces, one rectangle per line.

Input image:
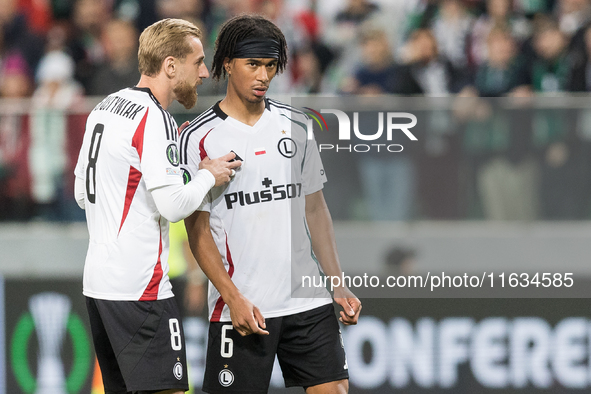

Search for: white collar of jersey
xmin=214 ymin=99 xmax=272 ymax=132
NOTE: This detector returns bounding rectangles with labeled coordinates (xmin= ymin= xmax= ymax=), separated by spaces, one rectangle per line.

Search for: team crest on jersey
xmin=181 ymin=168 xmax=191 ymax=184
xmin=166 ymin=144 xmax=180 ymax=166
xmin=173 ymin=362 xmax=183 ymax=380
xmin=277 ymin=137 xmax=297 ymax=158
xmin=219 ymin=368 xmax=234 ymax=387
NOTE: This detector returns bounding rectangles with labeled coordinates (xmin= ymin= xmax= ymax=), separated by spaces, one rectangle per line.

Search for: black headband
xmin=232 ymin=38 xmax=280 ymax=59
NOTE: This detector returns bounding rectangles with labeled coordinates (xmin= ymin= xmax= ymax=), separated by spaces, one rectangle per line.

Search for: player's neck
xmin=219 ymin=91 xmax=265 ymax=127
xmin=136 ymin=75 xmax=174 ymax=110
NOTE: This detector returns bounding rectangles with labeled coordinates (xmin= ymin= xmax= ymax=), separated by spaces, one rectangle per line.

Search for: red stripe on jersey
xmin=118 ymin=109 xmax=149 ymax=235
xmin=210 ymin=297 xmax=226 ymax=323
xmin=199 ymin=128 xmax=214 ymax=161
xmin=118 ymin=166 xmax=141 ymax=234
xmin=140 ymin=227 xmax=164 ymax=300
xmin=210 ymin=232 xmax=235 ymax=322
xmin=132 ymin=108 xmax=149 ymax=159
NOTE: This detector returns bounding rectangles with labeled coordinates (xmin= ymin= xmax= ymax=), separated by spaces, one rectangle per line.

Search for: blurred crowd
xmin=5 ymin=0 xmax=591 ymax=100
xmin=3 ymin=0 xmax=591 ymax=221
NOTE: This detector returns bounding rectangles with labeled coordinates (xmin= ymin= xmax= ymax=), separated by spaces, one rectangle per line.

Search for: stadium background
xmin=3 ymin=0 xmax=591 ymax=392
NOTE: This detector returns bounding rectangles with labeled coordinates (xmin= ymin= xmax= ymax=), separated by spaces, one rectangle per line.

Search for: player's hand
xmin=199 ymin=152 xmax=242 ymax=187
xmin=178 ymin=121 xmax=190 ymax=135
xmin=334 ymin=286 xmax=361 ymax=325
xmin=226 ymin=292 xmax=269 ymax=336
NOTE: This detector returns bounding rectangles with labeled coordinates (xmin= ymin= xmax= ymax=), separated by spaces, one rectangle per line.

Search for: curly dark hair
xmin=211 ymin=14 xmax=288 ymax=81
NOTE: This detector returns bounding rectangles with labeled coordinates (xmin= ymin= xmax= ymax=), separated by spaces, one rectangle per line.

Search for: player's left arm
xmin=305 ymin=190 xmax=361 ymax=325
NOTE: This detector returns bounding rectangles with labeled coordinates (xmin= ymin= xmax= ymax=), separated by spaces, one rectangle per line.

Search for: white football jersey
xmin=180 ymin=98 xmax=332 ymax=322
xmin=75 ymin=87 xmax=183 ymax=301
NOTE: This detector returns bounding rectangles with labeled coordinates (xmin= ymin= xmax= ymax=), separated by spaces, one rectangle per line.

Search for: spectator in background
xmin=341 ymin=26 xmax=400 ymax=95
xmin=459 ymin=21 xmax=539 ymax=221
xmin=112 ymin=0 xmax=159 ymax=32
xmin=527 ymin=17 xmax=572 ymax=92
xmin=288 ymin=2 xmax=342 ymax=94
xmin=474 ymin=27 xmax=528 ymax=96
xmin=401 ymin=28 xmax=466 ymax=95
xmin=29 ymin=49 xmax=83 ymax=220
xmin=324 ymin=0 xmax=380 ymax=91
xmin=291 ymin=43 xmax=335 ymax=94
xmin=88 ymin=19 xmax=139 ymax=96
xmin=18 ymin=0 xmax=52 ymax=35
xmin=557 ymin=0 xmax=591 ymax=36
xmin=0 ymin=53 xmax=33 ymax=220
xmin=470 ymin=0 xmax=531 ymax=66
xmin=564 ymin=0 xmax=591 ymax=66
xmin=513 ymin=0 xmax=553 ymax=15
xmin=334 ymin=0 xmax=380 ymax=24
xmin=207 ymin=0 xmax=255 ymax=46
xmin=512 ymin=17 xmax=581 ymax=219
xmin=569 ymin=23 xmax=591 ymax=90
xmin=0 ymin=0 xmax=45 ymax=73
xmin=401 ymin=28 xmax=467 ymax=219
xmin=346 ymin=28 xmax=417 ymax=222
xmin=68 ymin=0 xmax=111 ymax=91
xmin=154 ymin=3 xmax=228 ymax=97
xmin=289 ymin=3 xmax=336 ymax=94
xmin=430 ymin=0 xmax=474 ymax=73
xmin=156 ymin=0 xmax=205 ymax=21
xmin=340 ymin=23 xmax=423 ymax=95
xmin=457 ymin=89 xmax=540 ymax=220
xmin=526 ymin=16 xmax=583 ymax=219
xmin=0 ymin=52 xmax=33 ymax=98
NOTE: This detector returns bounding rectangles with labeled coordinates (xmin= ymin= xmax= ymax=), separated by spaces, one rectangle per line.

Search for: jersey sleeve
xmin=74 ymin=127 xmax=87 ymax=207
xmin=74 ymin=147 xmax=85 ymax=180
xmin=74 ymin=116 xmax=92 ymax=180
xmin=142 ymin=108 xmax=183 ymax=191
xmin=180 ymin=128 xmax=212 ymax=212
xmin=301 ymin=132 xmax=327 ymax=195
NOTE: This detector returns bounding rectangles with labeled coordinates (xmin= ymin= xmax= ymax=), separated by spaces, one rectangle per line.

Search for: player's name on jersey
xmin=94 ymin=95 xmax=145 ymax=120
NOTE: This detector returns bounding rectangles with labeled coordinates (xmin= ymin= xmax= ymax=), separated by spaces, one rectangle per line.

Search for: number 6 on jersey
xmin=221 ymin=325 xmax=233 ymax=358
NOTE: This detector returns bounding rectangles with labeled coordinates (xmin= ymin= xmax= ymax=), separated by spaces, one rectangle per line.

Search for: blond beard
xmin=174 ymin=80 xmax=198 ymax=109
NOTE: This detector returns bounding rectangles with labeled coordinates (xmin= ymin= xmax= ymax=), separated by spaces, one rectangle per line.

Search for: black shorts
xmin=203 ymin=303 xmax=349 ymax=393
xmin=86 ymin=297 xmax=189 ymax=394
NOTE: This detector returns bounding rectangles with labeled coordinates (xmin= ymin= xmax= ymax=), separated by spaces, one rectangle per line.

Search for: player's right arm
xmin=74 ymin=176 xmax=85 ymax=209
xmin=184 ymin=210 xmax=269 ymax=336
xmin=180 ymin=118 xmax=264 ymax=335
xmin=149 ymin=152 xmax=240 ymax=223
xmin=141 ymin=109 xmax=240 ymax=223
xmin=74 ymin=147 xmax=86 ymax=209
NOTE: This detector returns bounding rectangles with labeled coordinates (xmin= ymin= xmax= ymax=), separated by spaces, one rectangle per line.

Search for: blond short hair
xmin=138 ymin=18 xmax=202 ymax=77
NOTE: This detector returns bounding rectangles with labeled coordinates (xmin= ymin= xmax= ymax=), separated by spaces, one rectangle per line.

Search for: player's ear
xmin=223 ymin=57 xmax=231 ymax=75
xmin=163 ymin=56 xmax=176 ymax=79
